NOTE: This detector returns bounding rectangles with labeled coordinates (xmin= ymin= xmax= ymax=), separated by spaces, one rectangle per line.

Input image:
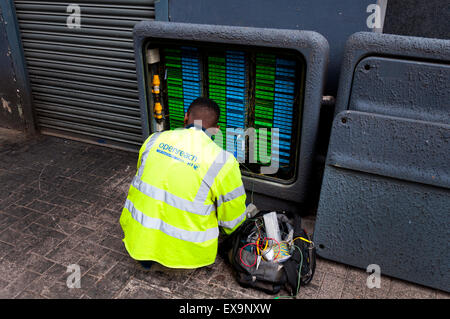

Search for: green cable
xmin=274 ymin=245 xmax=303 ymax=299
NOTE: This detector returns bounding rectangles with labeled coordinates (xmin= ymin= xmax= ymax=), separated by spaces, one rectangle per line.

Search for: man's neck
xmin=185 ymin=123 xmax=207 ymax=132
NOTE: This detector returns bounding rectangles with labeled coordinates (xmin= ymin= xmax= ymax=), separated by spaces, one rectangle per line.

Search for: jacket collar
xmin=185 ymin=123 xmax=206 ymax=132
xmin=185 ymin=123 xmax=217 ymax=140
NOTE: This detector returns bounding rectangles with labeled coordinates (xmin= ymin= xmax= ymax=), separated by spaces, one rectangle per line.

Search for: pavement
xmin=0 ymin=128 xmax=448 ymax=299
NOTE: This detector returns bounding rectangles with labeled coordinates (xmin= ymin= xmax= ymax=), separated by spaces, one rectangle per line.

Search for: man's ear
xmin=183 ymin=113 xmax=189 ymax=126
xmin=205 ymin=126 xmax=220 ymax=138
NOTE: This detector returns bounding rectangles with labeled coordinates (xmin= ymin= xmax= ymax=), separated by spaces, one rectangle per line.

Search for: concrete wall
xmin=0 ymin=2 xmax=34 ymax=133
xmin=0 ymin=6 xmax=23 ymax=130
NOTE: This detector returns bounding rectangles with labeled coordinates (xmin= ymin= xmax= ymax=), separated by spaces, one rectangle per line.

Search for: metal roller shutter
xmin=14 ymin=0 xmax=155 ymax=150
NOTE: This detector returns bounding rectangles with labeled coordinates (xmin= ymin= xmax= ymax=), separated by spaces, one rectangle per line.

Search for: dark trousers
xmin=139 ymin=260 xmax=155 ymax=270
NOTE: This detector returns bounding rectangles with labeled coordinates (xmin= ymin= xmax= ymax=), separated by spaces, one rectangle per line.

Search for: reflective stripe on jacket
xmin=120 ymin=126 xmax=247 ymax=268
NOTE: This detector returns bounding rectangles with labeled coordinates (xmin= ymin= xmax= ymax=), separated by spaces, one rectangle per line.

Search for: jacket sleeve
xmin=212 ymin=154 xmax=247 ymax=235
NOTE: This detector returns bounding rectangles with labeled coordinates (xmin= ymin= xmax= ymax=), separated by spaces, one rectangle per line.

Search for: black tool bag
xmin=220 ymin=210 xmax=316 ymax=296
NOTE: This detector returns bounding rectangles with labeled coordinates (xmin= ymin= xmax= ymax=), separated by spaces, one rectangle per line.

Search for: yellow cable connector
xmin=152 ymin=75 xmax=163 ymax=120
xmin=152 ymin=74 xmax=160 ymax=94
xmin=154 ymin=102 xmax=163 ymax=120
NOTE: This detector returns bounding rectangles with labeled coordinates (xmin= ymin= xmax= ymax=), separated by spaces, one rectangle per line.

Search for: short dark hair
xmin=187 ymin=97 xmax=221 ymax=127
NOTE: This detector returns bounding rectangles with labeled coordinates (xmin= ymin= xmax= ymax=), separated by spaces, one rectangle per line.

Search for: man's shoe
xmin=139 ymin=260 xmax=155 ymax=270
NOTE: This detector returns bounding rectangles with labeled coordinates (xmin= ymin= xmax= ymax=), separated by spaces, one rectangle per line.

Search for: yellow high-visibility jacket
xmin=120 ymin=126 xmax=247 ymax=269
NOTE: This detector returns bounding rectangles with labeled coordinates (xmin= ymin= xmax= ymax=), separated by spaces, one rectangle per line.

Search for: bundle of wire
xmin=239 ymin=219 xmax=312 ymax=265
xmin=238 ymin=216 xmax=314 ymax=298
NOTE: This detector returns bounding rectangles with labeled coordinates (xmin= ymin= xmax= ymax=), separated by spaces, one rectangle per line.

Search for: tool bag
xmin=220 ymin=210 xmax=316 ymax=296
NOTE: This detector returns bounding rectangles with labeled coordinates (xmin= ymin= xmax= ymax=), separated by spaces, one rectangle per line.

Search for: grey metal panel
xmin=133 ymin=21 xmax=329 ymax=204
xmin=14 ymin=0 xmax=155 ymax=149
xmin=0 ymin=5 xmax=24 ymax=130
xmin=0 ymin=1 xmax=35 ymax=132
xmin=334 ymin=32 xmax=450 ymax=117
xmin=348 ymin=56 xmax=450 ymax=125
xmin=313 ymin=111 xmax=450 ymax=292
xmin=316 ymin=32 xmax=450 ymax=291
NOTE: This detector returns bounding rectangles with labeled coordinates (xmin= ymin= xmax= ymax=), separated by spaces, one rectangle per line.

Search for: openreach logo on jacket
xmin=157 ymin=142 xmax=200 ymax=170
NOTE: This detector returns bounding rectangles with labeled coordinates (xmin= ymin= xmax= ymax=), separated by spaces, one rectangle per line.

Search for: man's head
xmin=184 ymin=97 xmax=220 ymax=130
